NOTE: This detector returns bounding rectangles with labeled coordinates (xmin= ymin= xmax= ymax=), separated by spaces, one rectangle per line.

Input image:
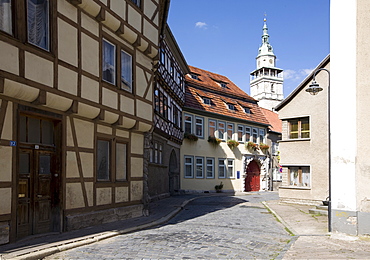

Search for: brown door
xmin=17 ymin=114 xmax=61 ymax=239
xmin=245 ymin=160 xmax=260 ymax=192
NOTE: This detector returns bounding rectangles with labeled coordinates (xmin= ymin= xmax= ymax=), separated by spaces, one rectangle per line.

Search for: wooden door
xmin=245 ymin=160 xmax=260 ymax=192
xmin=17 ymin=113 xmax=61 ymax=239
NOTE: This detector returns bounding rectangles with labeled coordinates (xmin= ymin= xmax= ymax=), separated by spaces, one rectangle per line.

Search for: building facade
xmin=0 ymin=0 xmax=168 ymax=244
xmin=181 ymin=66 xmax=271 ymax=193
xmin=275 ymin=56 xmax=330 ymax=205
xmin=250 ymin=18 xmax=283 ymax=111
xmin=330 ymin=0 xmax=370 ymax=235
xmin=149 ymin=24 xmax=189 ymax=200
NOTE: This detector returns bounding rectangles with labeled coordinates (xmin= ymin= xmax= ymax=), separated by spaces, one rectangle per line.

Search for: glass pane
xmin=121 ymin=50 xmax=132 ymax=92
xmin=19 ymin=153 xmax=30 ymax=174
xmin=19 ymin=116 xmax=27 ymax=142
xmin=28 ymin=117 xmax=40 ymax=143
xmin=290 ymin=167 xmax=299 ymax=186
xmin=302 ymin=167 xmax=310 ymax=187
xmin=185 ymin=165 xmax=192 ymax=177
xmin=102 ymin=39 xmax=115 ymax=84
xmin=39 ymin=154 xmax=51 ymax=174
xmin=116 ymin=143 xmax=127 ymax=181
xmin=41 ymin=120 xmax=53 ymax=145
xmin=289 ymin=120 xmax=299 ymax=139
xmin=0 ymin=0 xmax=12 ymax=34
xmin=301 ymin=118 xmax=310 ymax=138
xmin=27 ymin=0 xmax=49 ymax=50
xmin=227 ymin=124 xmax=233 ymax=140
xmin=97 ymin=140 xmax=110 ymax=181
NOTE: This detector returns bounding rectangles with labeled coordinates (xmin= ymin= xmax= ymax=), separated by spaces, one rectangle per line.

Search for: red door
xmin=245 ymin=160 xmax=260 ymax=192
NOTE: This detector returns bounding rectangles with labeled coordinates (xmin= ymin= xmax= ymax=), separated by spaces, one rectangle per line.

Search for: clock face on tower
xmin=269 ymin=59 xmax=273 ymax=64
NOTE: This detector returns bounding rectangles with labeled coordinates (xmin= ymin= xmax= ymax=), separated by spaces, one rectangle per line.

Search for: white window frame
xmin=184 ymin=113 xmax=193 ymax=134
xmin=237 ymin=125 xmax=244 ymax=142
xmin=288 ymin=166 xmax=311 ymax=187
xmin=218 ymin=158 xmax=226 ymax=178
xmin=259 ymin=129 xmax=265 ymax=143
xmin=102 ymin=38 xmax=116 ymax=85
xmin=195 ymin=116 xmax=204 ymax=138
xmin=184 ymin=156 xmax=194 ymax=178
xmin=209 ymin=119 xmax=216 ymax=137
xmin=195 ymin=157 xmax=204 ymax=178
xmin=218 ymin=121 xmax=226 ymax=140
xmin=206 ymin=157 xmax=215 ymax=178
xmin=252 ymin=128 xmax=258 ymax=143
xmin=227 ymin=123 xmax=234 ymax=140
xmin=227 ymin=159 xmax=235 ymax=178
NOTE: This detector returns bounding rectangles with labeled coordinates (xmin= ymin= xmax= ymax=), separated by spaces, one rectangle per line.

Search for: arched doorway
xmin=169 ymin=150 xmax=180 ymax=195
xmin=245 ymin=160 xmax=260 ymax=192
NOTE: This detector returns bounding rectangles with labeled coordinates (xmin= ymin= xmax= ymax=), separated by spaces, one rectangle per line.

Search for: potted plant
xmin=184 ymin=132 xmax=198 ymax=141
xmin=227 ymin=139 xmax=239 ymax=149
xmin=208 ymin=136 xmax=222 ymax=146
xmin=259 ymin=143 xmax=269 ymax=152
xmin=215 ymin=182 xmax=223 ymax=193
xmin=246 ymin=141 xmax=259 ymax=150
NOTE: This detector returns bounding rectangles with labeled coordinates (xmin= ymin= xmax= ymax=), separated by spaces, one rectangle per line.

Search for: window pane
xmin=259 ymin=129 xmax=265 ymax=143
xmin=227 ymin=124 xmax=233 ymax=140
xmin=218 ymin=159 xmax=225 ymax=178
xmin=237 ymin=126 xmax=243 ymax=142
xmin=19 ymin=153 xmax=30 ymax=174
xmin=97 ymin=140 xmax=110 ymax=181
xmin=302 ymin=167 xmax=310 ymax=187
xmin=195 ymin=157 xmax=203 ymax=178
xmin=41 ymin=120 xmax=53 ymax=145
xmin=289 ymin=120 xmax=299 ymax=139
xmin=27 ymin=0 xmax=49 ymax=50
xmin=252 ymin=129 xmax=258 ymax=143
xmin=121 ymin=50 xmax=132 ymax=92
xmin=116 ymin=143 xmax=127 ymax=181
xmin=195 ymin=117 xmax=203 ymax=137
xmin=209 ymin=120 xmax=216 ymax=137
xmin=0 ymin=0 xmax=12 ymax=34
xmin=245 ymin=127 xmax=251 ymax=142
xmin=28 ymin=117 xmax=40 ymax=143
xmin=301 ymin=118 xmax=310 ymax=138
xmin=184 ymin=115 xmax=192 ymax=133
xmin=289 ymin=167 xmax=299 ymax=186
xmin=218 ymin=122 xmax=225 ymax=140
xmin=39 ymin=154 xmax=51 ymax=175
xmin=184 ymin=156 xmax=193 ymax=178
xmin=227 ymin=160 xmax=234 ymax=178
xmin=102 ymin=39 xmax=116 ymax=84
xmin=206 ymin=158 xmax=214 ymax=178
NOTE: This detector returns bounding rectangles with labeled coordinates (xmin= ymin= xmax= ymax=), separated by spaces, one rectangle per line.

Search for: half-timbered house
xmin=0 ymin=0 xmax=169 ymax=244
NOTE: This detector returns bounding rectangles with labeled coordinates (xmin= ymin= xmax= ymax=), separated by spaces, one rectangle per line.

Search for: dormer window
xmin=244 ymin=107 xmax=251 ymax=114
xmin=220 ymin=82 xmax=227 ymax=88
xmin=227 ymin=104 xmax=235 ymax=110
xmin=190 ymin=74 xmax=199 ymax=80
xmin=203 ymin=97 xmax=211 ymax=105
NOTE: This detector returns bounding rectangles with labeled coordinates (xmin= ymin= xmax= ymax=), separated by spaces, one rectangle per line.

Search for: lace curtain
xmin=27 ymin=0 xmax=49 ymax=50
xmin=0 ymin=0 xmax=12 ymax=34
xmin=121 ymin=50 xmax=132 ymax=91
xmin=102 ymin=40 xmax=115 ymax=84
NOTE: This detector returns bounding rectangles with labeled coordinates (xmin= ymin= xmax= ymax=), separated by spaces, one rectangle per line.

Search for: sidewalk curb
xmin=2 ymin=197 xmax=199 ymax=260
xmin=262 ymin=201 xmax=297 ymax=236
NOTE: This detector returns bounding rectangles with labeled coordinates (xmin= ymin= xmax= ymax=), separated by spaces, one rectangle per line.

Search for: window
xmin=203 ymin=97 xmax=211 ymax=105
xmin=184 ymin=156 xmax=193 ymax=178
xmin=102 ymin=39 xmax=116 ymax=84
xmin=130 ymin=0 xmax=140 ymax=7
xmin=227 ymin=104 xmax=235 ymax=110
xmin=271 ymin=142 xmax=279 ymax=155
xmin=289 ymin=117 xmax=310 ymax=139
xmin=121 ymin=50 xmax=132 ymax=92
xmin=184 ymin=114 xmax=193 ymax=134
xmin=206 ymin=158 xmax=214 ymax=178
xmin=244 ymin=107 xmax=251 ymax=114
xmin=288 ymin=166 xmax=310 ymax=187
xmin=190 ymin=74 xmax=198 ymax=80
xmin=237 ymin=125 xmax=244 ymax=142
xmin=227 ymin=159 xmax=234 ymax=178
xmin=259 ymin=129 xmax=265 ymax=143
xmin=245 ymin=127 xmax=251 ymax=142
xmin=150 ymin=141 xmax=163 ymax=164
xmin=195 ymin=116 xmax=204 ymax=138
xmin=218 ymin=121 xmax=225 ymax=140
xmin=227 ymin=123 xmax=234 ymax=140
xmin=209 ymin=119 xmax=216 ymax=137
xmin=97 ymin=140 xmax=110 ymax=181
xmin=195 ymin=157 xmax=204 ymax=178
xmin=0 ymin=0 xmax=12 ymax=34
xmin=252 ymin=128 xmax=258 ymax=143
xmin=27 ymin=0 xmax=49 ymax=50
xmin=154 ymin=89 xmax=159 ymax=112
xmin=218 ymin=159 xmax=226 ymax=178
xmin=220 ymin=82 xmax=227 ymax=88
xmin=116 ymin=143 xmax=127 ymax=181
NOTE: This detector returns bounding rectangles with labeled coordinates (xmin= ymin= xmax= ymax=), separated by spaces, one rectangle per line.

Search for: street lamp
xmin=305 ymin=68 xmax=331 ymax=232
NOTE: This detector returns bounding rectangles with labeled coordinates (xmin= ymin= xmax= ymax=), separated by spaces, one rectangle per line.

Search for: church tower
xmin=250 ymin=18 xmax=283 ymax=111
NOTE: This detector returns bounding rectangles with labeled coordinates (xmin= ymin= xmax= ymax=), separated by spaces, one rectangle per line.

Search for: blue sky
xmin=167 ymin=0 xmax=330 ymax=97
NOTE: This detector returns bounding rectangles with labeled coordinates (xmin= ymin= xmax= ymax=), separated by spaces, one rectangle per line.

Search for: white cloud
xmin=195 ymin=22 xmax=207 ymax=29
xmin=284 ymin=68 xmax=313 ymax=81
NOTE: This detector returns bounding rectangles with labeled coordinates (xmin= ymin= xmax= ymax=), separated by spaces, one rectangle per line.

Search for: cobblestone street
xmin=45 ymin=193 xmax=291 ymax=259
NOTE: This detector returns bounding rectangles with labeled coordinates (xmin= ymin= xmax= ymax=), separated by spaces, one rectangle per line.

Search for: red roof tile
xmin=185 ymin=66 xmax=269 ymax=126
xmin=261 ymin=108 xmax=282 ymax=133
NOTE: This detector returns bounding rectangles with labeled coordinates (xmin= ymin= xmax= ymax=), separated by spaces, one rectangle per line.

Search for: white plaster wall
xmin=330 ymin=0 xmax=357 ymax=212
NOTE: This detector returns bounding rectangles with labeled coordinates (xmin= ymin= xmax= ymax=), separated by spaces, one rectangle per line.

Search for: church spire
xmin=258 ymin=18 xmax=274 ymax=57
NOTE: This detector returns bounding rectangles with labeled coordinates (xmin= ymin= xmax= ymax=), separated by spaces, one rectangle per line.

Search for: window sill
xmin=279 ymin=186 xmax=311 ymax=190
xmin=279 ymin=138 xmax=311 ymax=143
